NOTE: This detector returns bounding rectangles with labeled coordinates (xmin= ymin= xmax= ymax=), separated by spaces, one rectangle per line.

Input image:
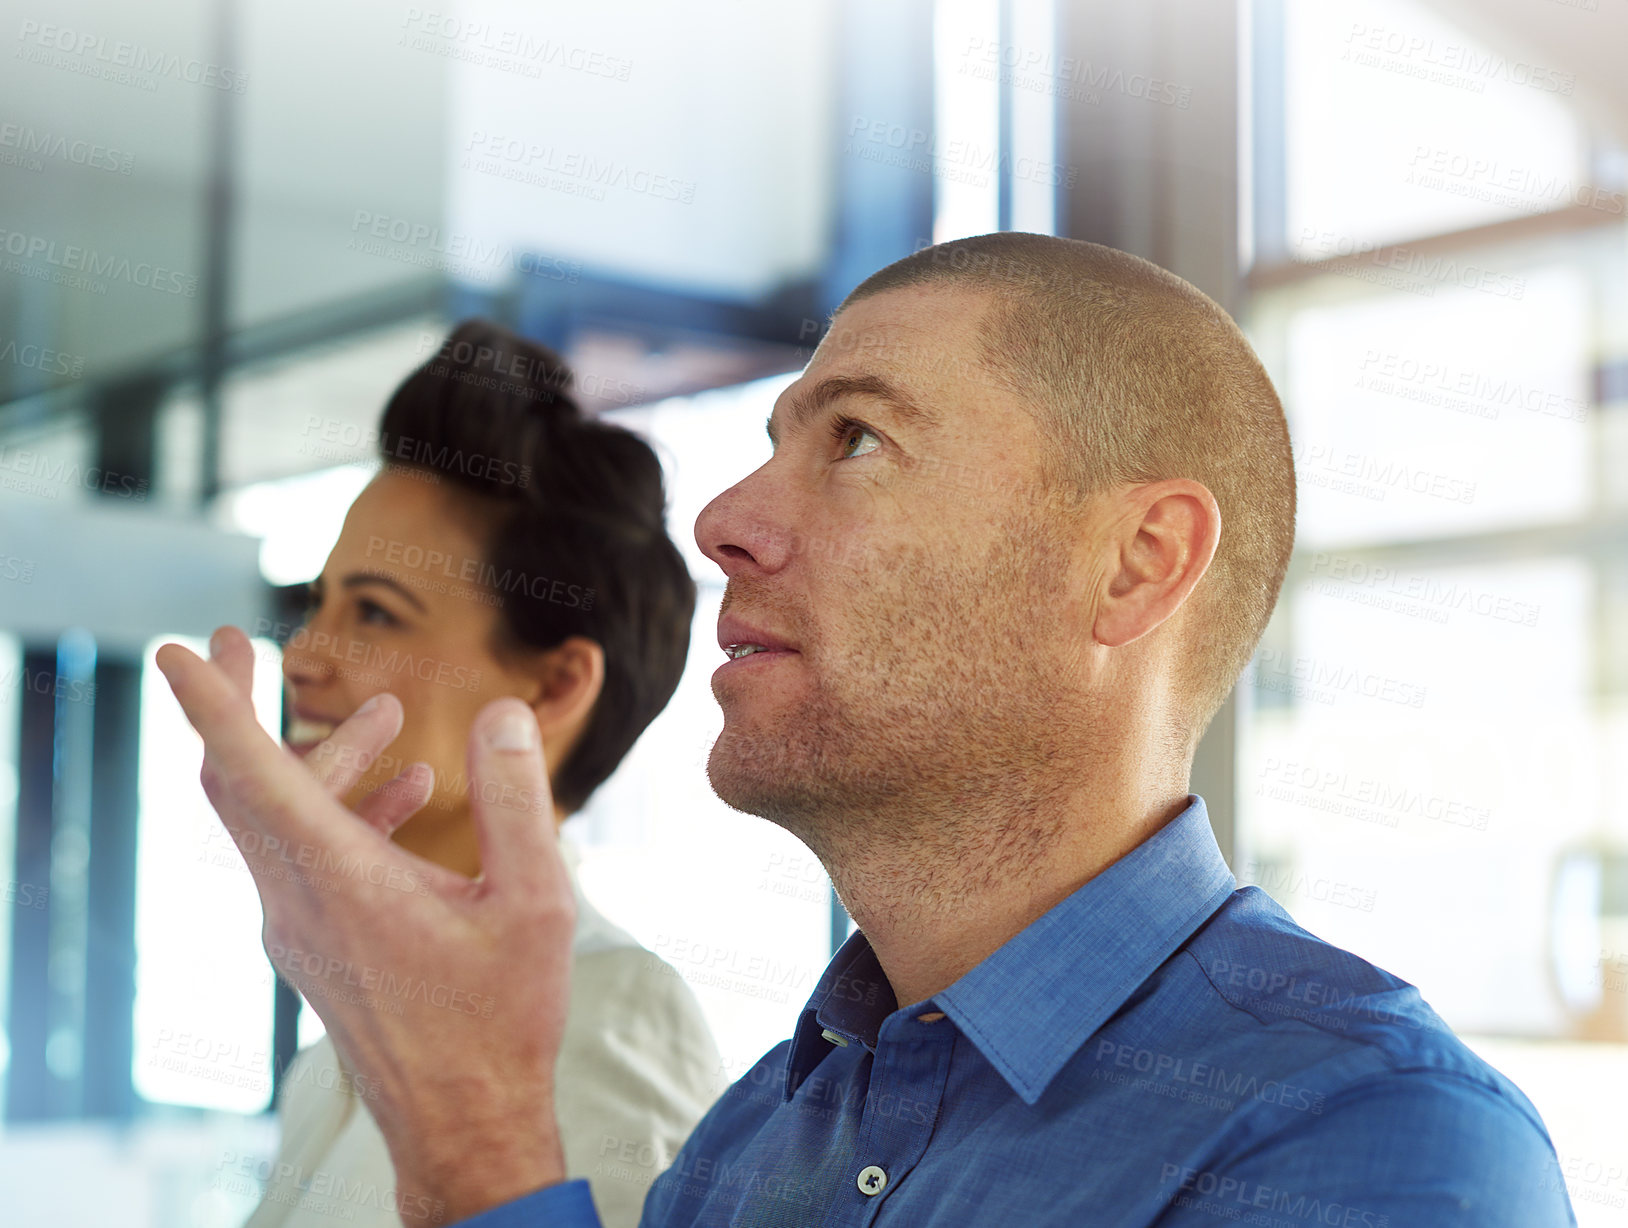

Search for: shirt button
xmin=856 ymin=1165 xmax=888 ymax=1196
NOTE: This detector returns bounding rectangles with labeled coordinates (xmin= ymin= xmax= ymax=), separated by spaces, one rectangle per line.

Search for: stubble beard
xmin=706 ymin=498 xmax=1089 ymax=883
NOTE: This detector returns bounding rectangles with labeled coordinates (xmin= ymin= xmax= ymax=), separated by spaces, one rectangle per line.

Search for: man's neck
xmin=824 ymin=781 xmax=1193 ymax=1010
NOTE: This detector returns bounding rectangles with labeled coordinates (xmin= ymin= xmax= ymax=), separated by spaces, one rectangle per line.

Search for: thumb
xmin=466 ymin=699 xmax=568 ymax=903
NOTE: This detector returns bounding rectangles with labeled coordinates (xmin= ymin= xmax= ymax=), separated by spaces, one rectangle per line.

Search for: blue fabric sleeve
xmin=450 ymin=1178 xmax=606 ymax=1228
xmin=1150 ymin=1071 xmax=1577 ymax=1228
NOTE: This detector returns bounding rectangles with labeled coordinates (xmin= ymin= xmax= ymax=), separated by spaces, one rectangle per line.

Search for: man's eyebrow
xmin=340 ymin=571 xmax=428 ymax=613
xmin=765 ymin=374 xmax=941 ymax=447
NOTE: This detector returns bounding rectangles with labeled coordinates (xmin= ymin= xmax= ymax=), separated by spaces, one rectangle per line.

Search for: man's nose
xmin=694 ymin=469 xmax=798 ymax=579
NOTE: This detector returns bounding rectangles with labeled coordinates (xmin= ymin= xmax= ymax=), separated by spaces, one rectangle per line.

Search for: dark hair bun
xmin=380 ymin=319 xmax=580 ymax=495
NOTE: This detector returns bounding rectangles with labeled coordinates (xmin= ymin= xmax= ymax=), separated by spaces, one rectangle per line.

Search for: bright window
xmin=132 ymin=636 xmax=283 ymax=1112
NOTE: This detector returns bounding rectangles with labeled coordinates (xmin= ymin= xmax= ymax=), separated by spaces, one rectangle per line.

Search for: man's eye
xmin=831 ymin=417 xmax=881 ymax=459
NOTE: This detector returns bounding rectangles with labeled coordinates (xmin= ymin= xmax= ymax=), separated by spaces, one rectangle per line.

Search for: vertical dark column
xmin=1250 ymin=0 xmax=1289 ymax=267
xmin=198 ymin=0 xmax=240 ymax=506
xmin=91 ymin=374 xmax=164 ymax=500
xmin=996 ymin=0 xmax=1015 ymax=232
xmin=82 ymin=658 xmax=141 ymax=1120
xmin=819 ymin=0 xmax=937 ymax=313
xmin=5 ymin=647 xmax=59 ymax=1121
xmin=1057 ymin=0 xmax=1241 ymax=306
xmin=5 ymin=632 xmax=97 ymax=1121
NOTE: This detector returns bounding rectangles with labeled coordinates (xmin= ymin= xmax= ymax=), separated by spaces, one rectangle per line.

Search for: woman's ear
xmin=528 ymin=636 xmax=606 ymax=741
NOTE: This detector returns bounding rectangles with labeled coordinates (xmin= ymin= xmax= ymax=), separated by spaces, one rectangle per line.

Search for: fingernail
xmin=486 ymin=709 xmax=537 ymax=752
xmin=209 ymin=629 xmax=227 ymax=658
xmin=356 ymin=695 xmax=384 ymax=718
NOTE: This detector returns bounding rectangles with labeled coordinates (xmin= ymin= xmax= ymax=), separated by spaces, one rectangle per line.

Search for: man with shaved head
xmin=161 ymin=234 xmax=1574 ymax=1226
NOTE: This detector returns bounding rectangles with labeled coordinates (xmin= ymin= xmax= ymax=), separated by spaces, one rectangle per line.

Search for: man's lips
xmin=714 ymin=614 xmax=800 ymax=677
xmin=716 ymin=615 xmax=798 ymax=660
xmin=715 ymin=646 xmax=797 ymax=670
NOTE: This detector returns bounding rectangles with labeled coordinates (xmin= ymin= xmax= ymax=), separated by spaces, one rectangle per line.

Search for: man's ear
xmin=1092 ymin=480 xmax=1221 ymax=649
xmin=527 ymin=636 xmax=606 ymax=738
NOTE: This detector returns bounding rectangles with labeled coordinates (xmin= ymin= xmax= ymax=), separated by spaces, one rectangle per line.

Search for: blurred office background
xmin=2 ymin=0 xmax=1627 ymax=1222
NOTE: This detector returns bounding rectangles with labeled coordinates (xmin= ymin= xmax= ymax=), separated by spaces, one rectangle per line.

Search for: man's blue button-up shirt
xmin=463 ymin=796 xmax=1576 ymax=1226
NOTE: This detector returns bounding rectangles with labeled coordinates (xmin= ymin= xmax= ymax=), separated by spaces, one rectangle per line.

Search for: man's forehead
xmin=814 ymin=281 xmax=989 ymax=382
xmin=763 ymin=285 xmax=1010 ymax=440
xmin=816 ymin=284 xmax=988 ymax=368
xmin=820 ymin=304 xmax=925 ymax=347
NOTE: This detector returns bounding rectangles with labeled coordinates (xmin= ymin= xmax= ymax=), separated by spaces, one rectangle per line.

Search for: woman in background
xmin=246 ymin=320 xmax=722 ymax=1228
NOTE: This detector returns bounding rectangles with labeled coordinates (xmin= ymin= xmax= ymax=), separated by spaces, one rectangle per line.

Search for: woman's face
xmin=281 ymin=468 xmax=585 ymax=871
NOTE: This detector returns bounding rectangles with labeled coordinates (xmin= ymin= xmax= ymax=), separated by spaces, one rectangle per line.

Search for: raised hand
xmin=159 ymin=625 xmax=577 ymax=1225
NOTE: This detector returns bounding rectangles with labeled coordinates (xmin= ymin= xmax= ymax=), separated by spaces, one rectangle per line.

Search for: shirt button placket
xmin=846 ymin=1009 xmax=953 ymax=1222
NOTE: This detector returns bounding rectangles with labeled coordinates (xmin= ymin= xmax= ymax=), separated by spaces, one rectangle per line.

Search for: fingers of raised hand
xmin=201 ymin=628 xmax=259 ymax=832
xmin=158 ymin=640 xmax=276 ymax=813
xmin=303 ymin=693 xmax=406 ymax=799
xmin=207 ymin=625 xmax=257 ymax=701
xmin=354 ymin=761 xmax=435 ymax=839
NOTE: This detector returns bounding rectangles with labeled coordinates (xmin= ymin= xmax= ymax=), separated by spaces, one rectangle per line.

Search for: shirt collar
xmin=783 ymin=796 xmax=1236 ymax=1105
xmin=784 ymin=928 xmax=896 ymax=1100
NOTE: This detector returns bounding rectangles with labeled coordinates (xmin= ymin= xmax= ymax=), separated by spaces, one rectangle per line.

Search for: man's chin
xmin=705 ymin=745 xmax=776 ymax=816
xmin=705 ymin=733 xmax=819 ymax=823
